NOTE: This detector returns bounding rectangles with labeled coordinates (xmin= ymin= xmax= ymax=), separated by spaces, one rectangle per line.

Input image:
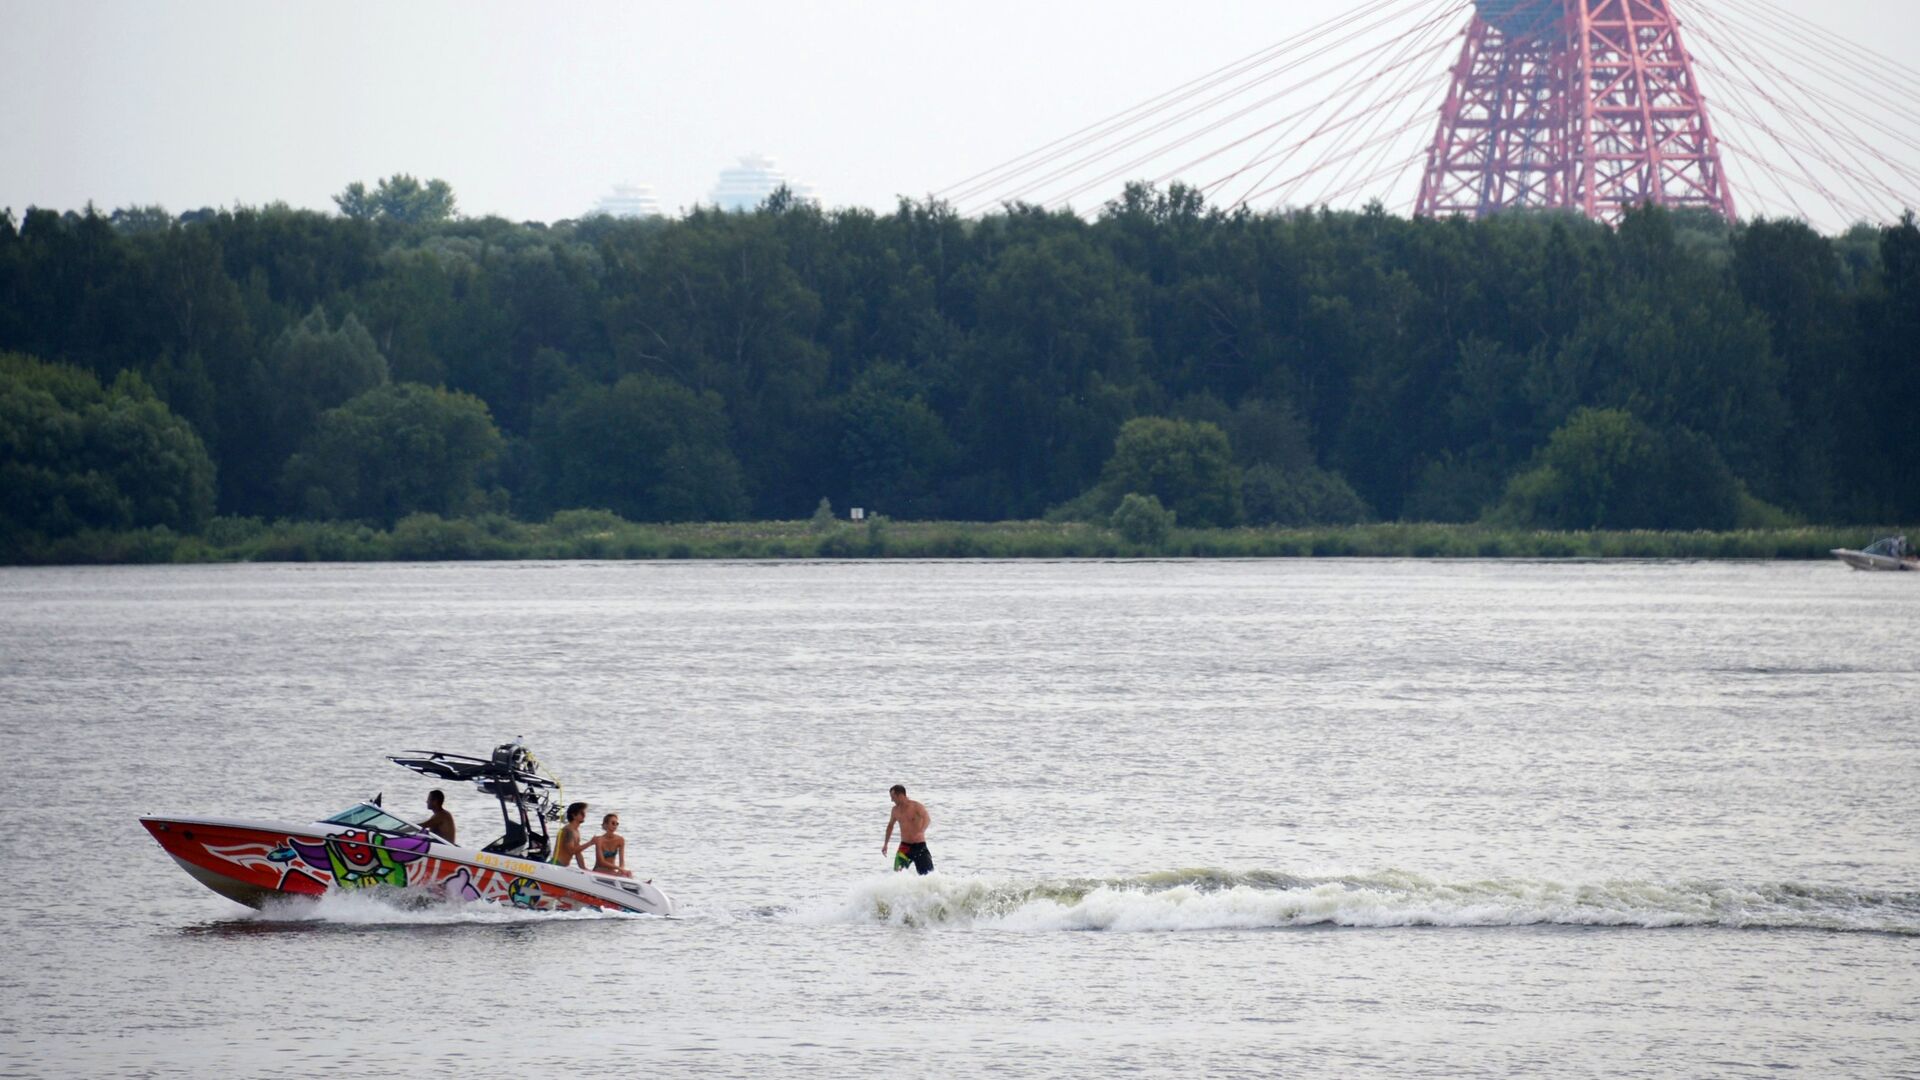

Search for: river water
xmin=0 ymin=559 xmax=1915 ymax=1077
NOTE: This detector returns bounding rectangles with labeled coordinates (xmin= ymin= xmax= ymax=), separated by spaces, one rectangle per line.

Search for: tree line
xmin=3 ymin=175 xmax=1916 ymax=555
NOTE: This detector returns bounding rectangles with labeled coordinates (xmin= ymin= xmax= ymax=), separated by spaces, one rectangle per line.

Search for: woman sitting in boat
xmin=592 ymin=812 xmax=633 ymax=878
xmin=552 ymin=802 xmax=591 ymax=869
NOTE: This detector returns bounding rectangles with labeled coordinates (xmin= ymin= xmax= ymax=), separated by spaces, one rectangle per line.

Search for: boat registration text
xmin=473 ymin=852 xmax=541 ymax=876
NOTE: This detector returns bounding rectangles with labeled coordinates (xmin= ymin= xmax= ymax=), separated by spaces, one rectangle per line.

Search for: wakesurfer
xmin=883 ymin=784 xmax=934 ymax=875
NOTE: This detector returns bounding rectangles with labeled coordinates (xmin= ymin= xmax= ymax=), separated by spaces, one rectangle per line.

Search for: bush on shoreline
xmin=1 ymin=512 xmax=1908 ymax=566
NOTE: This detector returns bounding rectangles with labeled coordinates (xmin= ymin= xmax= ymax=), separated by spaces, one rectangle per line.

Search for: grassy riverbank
xmin=4 ymin=512 xmax=1908 ymax=566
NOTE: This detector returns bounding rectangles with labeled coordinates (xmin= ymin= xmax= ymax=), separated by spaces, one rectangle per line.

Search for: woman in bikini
xmin=592 ymin=812 xmax=633 ymax=878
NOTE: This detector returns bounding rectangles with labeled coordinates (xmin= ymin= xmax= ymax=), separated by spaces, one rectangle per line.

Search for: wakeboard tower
xmin=141 ymin=739 xmax=673 ymax=916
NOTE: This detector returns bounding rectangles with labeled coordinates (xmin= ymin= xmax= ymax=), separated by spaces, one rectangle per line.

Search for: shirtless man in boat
xmin=421 ymin=789 xmax=456 ymax=844
xmin=882 ymin=784 xmax=934 ymax=875
xmin=553 ymin=801 xmax=590 ymax=868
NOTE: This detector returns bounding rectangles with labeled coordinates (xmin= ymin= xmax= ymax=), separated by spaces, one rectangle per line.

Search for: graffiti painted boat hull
xmin=140 ymin=816 xmax=675 ymax=916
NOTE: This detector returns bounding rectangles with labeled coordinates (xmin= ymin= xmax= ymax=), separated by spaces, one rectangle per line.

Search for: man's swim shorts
xmin=894 ymin=841 xmax=934 ymax=875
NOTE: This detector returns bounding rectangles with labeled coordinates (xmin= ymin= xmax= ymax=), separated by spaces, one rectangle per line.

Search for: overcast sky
xmin=3 ymin=1 xmax=1915 ymax=227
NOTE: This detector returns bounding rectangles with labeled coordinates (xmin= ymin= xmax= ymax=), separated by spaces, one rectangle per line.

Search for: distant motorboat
xmin=1830 ymin=535 xmax=1919 ymax=571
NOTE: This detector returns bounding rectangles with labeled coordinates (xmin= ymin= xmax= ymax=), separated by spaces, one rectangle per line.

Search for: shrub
xmin=283 ymin=383 xmax=503 ymax=526
xmin=548 ymin=508 xmax=628 ymax=537
xmin=252 ymin=520 xmax=375 ymax=562
xmin=389 ymin=513 xmax=493 ymax=560
xmin=1110 ymin=493 xmax=1175 ymax=546
xmin=203 ymin=516 xmax=267 ymax=548
xmin=1 ymin=354 xmax=217 ymax=540
xmin=816 ymin=528 xmax=862 ymax=558
xmin=810 ymin=497 xmax=838 ymax=533
xmin=1734 ymin=488 xmax=1799 ymax=529
xmin=1402 ymin=458 xmax=1502 ymax=523
xmin=1242 ymin=463 xmax=1372 ymax=525
xmin=1490 ymin=408 xmax=1742 ymax=530
xmin=1073 ymin=417 xmax=1242 ymax=527
xmin=531 ymin=374 xmax=747 ymax=522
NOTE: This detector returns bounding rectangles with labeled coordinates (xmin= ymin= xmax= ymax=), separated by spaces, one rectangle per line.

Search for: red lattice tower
xmin=1416 ymin=0 xmax=1736 ymax=221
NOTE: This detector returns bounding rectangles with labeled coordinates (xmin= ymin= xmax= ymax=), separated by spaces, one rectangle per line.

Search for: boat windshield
xmin=1862 ymin=536 xmax=1908 ymax=558
xmin=322 ymin=804 xmax=423 ymax=835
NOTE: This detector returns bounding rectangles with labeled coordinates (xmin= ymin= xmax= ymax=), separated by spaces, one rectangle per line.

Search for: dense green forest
xmin=2 ymin=176 xmax=1916 ymax=560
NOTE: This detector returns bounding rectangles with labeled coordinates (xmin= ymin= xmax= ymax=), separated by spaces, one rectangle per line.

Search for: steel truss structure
xmin=1416 ymin=0 xmax=1736 ymax=221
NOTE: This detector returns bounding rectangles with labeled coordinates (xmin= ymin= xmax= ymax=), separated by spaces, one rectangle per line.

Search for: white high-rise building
xmin=588 ymin=182 xmax=665 ymax=219
xmin=710 ymin=154 xmax=817 ymax=212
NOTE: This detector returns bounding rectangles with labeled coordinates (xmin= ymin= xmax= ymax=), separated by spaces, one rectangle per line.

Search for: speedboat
xmin=1831 ymin=535 xmax=1919 ymax=571
xmin=141 ymin=740 xmax=674 ymax=916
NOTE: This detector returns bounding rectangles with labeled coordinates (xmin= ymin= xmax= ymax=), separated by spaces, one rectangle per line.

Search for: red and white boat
xmin=141 ymin=741 xmax=674 ymax=916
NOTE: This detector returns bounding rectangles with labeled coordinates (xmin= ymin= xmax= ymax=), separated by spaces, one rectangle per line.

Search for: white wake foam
xmin=786 ymin=869 xmax=1920 ymax=935
xmin=247 ymin=887 xmax=640 ymax=927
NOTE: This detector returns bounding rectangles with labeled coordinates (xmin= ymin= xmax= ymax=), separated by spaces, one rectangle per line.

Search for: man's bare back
xmin=883 ymin=784 xmax=934 ymax=875
xmin=421 ymin=790 xmax=456 ymax=844
xmin=423 ymin=807 xmax=456 ymax=844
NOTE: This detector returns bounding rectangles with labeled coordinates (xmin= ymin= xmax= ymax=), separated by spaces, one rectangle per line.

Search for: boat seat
xmin=485 ymin=820 xmax=528 ymax=856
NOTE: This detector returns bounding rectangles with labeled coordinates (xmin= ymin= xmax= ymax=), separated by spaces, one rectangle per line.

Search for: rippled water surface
xmin=2 ymin=559 xmax=1916 ymax=1077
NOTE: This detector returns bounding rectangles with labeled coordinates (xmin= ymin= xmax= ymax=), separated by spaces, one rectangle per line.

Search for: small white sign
xmin=850 ymin=508 xmax=865 ymax=521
